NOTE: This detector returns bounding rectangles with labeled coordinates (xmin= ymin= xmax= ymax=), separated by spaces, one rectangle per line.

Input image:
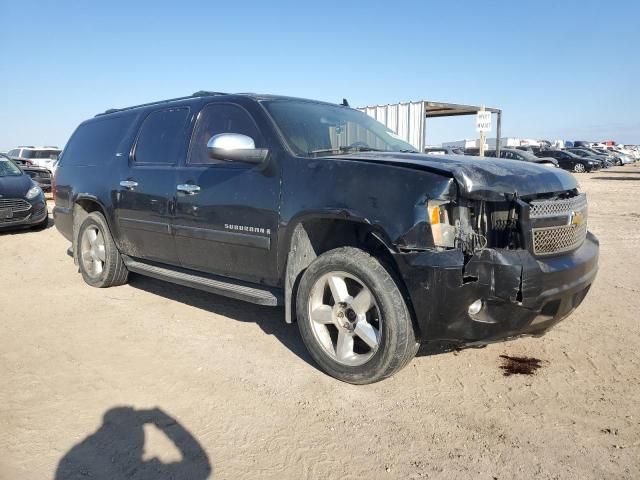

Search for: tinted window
xmin=26 ymin=150 xmax=61 ymax=159
xmin=135 ymin=108 xmax=190 ymax=164
xmin=61 ymin=115 xmax=134 ymax=167
xmin=189 ymin=103 xmax=263 ymax=164
xmin=7 ymin=149 xmax=19 ymax=157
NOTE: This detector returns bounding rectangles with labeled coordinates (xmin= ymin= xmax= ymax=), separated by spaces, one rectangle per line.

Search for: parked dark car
xmin=53 ymin=92 xmax=598 ymax=384
xmin=583 ymin=147 xmax=623 ymax=166
xmin=516 ymin=145 xmax=546 ymax=154
xmin=566 ymin=148 xmax=612 ymax=168
xmin=484 ymin=148 xmax=559 ymax=167
xmin=20 ymin=164 xmax=52 ymax=191
xmin=424 ymin=146 xmax=465 ymax=155
xmin=0 ymin=154 xmax=48 ymax=230
xmin=535 ymin=150 xmax=601 ymax=173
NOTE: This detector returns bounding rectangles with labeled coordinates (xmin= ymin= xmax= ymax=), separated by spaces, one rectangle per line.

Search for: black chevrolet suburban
xmin=53 ymin=92 xmax=599 ymax=384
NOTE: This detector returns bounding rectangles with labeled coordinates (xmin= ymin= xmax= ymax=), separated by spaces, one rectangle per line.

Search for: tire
xmin=573 ymin=162 xmax=586 ymax=173
xmin=296 ymin=247 xmax=419 ymax=384
xmin=77 ymin=212 xmax=129 ymax=288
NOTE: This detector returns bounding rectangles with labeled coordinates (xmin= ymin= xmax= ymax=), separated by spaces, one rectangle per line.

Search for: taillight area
xmin=51 ymin=172 xmax=57 ymax=202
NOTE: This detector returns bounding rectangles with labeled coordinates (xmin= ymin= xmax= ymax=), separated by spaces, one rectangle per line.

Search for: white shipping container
xmin=358 ymin=101 xmax=502 ymax=153
xmin=358 ymin=102 xmax=426 ymax=151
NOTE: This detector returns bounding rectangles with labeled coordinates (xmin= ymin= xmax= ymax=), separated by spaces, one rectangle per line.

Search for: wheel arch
xmin=71 ymin=195 xmax=116 ymax=263
xmin=282 ymin=214 xmax=417 ymax=335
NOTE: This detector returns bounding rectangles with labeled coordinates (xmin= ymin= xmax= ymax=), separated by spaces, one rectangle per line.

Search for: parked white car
xmin=7 ymin=146 xmax=61 ymax=171
xmin=616 ymin=146 xmax=640 ymax=161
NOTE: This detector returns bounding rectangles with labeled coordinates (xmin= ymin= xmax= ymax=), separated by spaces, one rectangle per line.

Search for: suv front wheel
xmin=77 ymin=212 xmax=129 ymax=288
xmin=296 ymin=247 xmax=418 ymax=384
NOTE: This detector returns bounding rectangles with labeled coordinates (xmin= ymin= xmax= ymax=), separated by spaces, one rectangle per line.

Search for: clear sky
xmin=1 ymin=0 xmax=638 ymax=151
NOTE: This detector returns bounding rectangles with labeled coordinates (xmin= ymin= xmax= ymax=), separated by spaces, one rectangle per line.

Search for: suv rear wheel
xmin=296 ymin=247 xmax=418 ymax=384
xmin=77 ymin=212 xmax=129 ymax=288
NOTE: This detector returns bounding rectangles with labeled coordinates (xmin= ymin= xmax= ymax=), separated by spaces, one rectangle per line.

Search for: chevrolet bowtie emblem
xmin=570 ymin=211 xmax=584 ymax=227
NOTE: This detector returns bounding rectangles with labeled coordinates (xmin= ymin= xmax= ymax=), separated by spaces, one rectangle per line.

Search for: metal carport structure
xmin=358 ymin=101 xmax=502 ymax=156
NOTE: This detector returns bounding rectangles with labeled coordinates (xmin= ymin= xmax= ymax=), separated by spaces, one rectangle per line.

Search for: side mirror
xmin=207 ymin=133 xmax=269 ymax=164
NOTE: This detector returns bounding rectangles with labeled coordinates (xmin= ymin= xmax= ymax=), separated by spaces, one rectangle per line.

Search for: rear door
xmin=173 ymin=102 xmax=281 ymax=285
xmin=114 ymin=107 xmax=192 ymax=266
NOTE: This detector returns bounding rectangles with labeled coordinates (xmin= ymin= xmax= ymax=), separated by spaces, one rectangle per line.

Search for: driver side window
xmin=188 ymin=103 xmax=264 ymax=165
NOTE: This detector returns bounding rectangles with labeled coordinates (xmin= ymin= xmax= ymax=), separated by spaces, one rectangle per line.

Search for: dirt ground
xmin=1 ymin=165 xmax=639 ymax=480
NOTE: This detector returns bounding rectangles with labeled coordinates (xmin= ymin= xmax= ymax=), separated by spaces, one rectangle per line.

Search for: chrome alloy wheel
xmin=574 ymin=163 xmax=586 ymax=173
xmin=307 ymin=271 xmax=382 ymax=366
xmin=80 ymin=226 xmax=106 ymax=277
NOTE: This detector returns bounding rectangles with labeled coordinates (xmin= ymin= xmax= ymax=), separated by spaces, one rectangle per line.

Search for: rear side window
xmin=61 ymin=115 xmax=134 ymax=167
xmin=189 ymin=103 xmax=263 ymax=165
xmin=32 ymin=150 xmax=60 ymax=159
xmin=135 ymin=108 xmax=190 ymax=164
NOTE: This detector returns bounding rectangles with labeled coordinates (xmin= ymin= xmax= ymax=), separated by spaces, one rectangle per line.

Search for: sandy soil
xmin=1 ymin=165 xmax=639 ymax=479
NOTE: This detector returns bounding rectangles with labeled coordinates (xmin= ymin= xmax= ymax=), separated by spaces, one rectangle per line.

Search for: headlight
xmin=427 ymin=200 xmax=456 ymax=247
xmin=26 ymin=183 xmax=42 ymax=200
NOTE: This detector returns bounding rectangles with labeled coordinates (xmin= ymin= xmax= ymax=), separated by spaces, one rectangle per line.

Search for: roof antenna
xmin=342 ymin=98 xmax=350 ymax=107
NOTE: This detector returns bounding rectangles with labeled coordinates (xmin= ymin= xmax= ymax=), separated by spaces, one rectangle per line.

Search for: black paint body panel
xmin=53 ymin=93 xmax=598 ymax=346
xmin=393 ymin=232 xmax=598 ymax=343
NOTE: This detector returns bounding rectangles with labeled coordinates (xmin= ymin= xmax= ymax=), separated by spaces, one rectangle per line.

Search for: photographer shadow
xmin=55 ymin=406 xmax=212 ymax=480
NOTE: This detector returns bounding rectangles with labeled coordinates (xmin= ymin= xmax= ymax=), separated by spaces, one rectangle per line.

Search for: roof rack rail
xmin=96 ymin=91 xmax=228 ymax=117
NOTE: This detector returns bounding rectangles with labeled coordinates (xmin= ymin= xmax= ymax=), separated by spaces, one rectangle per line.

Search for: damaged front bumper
xmin=392 ymin=232 xmax=599 ymax=346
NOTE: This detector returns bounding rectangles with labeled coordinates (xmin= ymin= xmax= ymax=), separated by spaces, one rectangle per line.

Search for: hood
xmin=0 ymin=173 xmax=32 ymax=198
xmin=326 ymin=152 xmax=578 ymax=201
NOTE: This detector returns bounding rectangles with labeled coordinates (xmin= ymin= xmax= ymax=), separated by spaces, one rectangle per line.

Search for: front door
xmin=115 ymin=107 xmax=192 ymax=266
xmin=174 ymin=102 xmax=281 ymax=286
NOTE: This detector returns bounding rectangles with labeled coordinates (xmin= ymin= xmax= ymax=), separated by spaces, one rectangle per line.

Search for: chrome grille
xmin=532 ymin=223 xmax=588 ymax=255
xmin=529 ymin=194 xmax=587 ymax=218
xmin=0 ymin=198 xmax=31 ymax=211
xmin=529 ymin=193 xmax=588 ymax=256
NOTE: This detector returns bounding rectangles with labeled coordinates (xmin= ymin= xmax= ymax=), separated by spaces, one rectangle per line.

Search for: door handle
xmin=120 ymin=180 xmax=138 ymax=189
xmin=177 ymin=184 xmax=201 ymax=195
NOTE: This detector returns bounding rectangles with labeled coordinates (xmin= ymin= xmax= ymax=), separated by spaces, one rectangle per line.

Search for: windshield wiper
xmin=308 ymin=146 xmax=383 ymax=156
xmin=399 ymin=149 xmax=419 ymax=153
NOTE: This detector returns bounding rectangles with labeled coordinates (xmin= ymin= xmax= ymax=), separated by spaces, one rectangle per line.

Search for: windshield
xmin=262 ymin=100 xmax=417 ymax=157
xmin=0 ymin=156 xmax=23 ymax=176
xmin=516 ymin=150 xmax=539 ymax=160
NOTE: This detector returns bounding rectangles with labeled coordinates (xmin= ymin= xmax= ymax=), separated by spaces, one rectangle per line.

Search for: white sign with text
xmin=476 ymin=111 xmax=492 ymax=132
